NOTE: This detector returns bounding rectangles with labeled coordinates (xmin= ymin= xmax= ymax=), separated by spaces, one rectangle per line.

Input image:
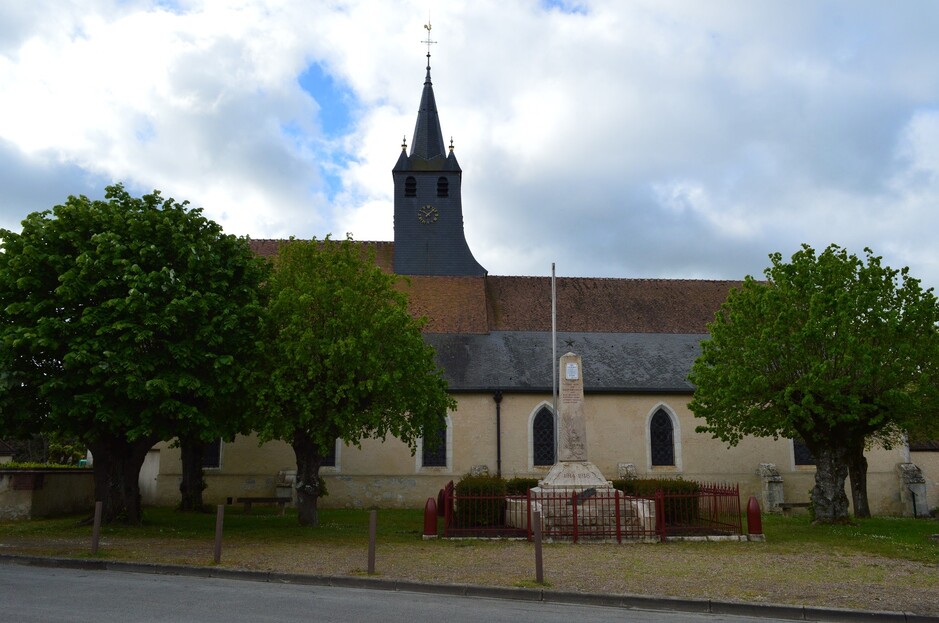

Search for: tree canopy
xmin=0 ymin=184 xmax=267 ymax=523
xmin=256 ymin=236 xmax=455 ymax=526
xmin=689 ymin=244 xmax=939 ymax=522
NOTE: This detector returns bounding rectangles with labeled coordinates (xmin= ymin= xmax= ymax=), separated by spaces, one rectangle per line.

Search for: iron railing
xmin=440 ymin=481 xmax=741 ymax=542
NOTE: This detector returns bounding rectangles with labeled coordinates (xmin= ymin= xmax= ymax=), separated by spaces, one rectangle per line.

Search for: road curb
xmin=2 ymin=554 xmax=936 ymax=622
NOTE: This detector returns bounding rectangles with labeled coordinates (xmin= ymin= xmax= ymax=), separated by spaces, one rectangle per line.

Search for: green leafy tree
xmin=257 ymin=236 xmax=455 ymax=526
xmin=0 ymin=184 xmax=267 ymax=523
xmin=689 ymin=244 xmax=939 ymax=523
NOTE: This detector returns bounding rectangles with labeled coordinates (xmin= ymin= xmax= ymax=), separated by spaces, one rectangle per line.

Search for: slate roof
xmin=410 ymin=57 xmax=447 ymax=161
xmin=427 ymin=331 xmax=706 ymax=393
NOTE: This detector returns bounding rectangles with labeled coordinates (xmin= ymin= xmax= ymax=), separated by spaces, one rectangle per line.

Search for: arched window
xmin=405 ymin=176 xmax=417 ymax=197
xmin=649 ymin=409 xmax=675 ymax=466
xmin=436 ymin=176 xmax=449 ymax=198
xmin=421 ymin=418 xmax=448 ymax=468
xmin=532 ymin=407 xmax=555 ymax=466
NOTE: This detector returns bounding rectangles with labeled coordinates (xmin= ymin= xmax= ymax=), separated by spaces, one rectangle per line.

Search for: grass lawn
xmin=3 ymin=506 xmax=936 ymax=562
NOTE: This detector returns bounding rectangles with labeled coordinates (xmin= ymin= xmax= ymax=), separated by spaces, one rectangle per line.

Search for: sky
xmin=2 ymin=0 xmax=938 ymax=290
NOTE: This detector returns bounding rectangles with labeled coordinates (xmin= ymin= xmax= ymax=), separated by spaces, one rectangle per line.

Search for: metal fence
xmin=440 ymin=481 xmax=741 ymax=542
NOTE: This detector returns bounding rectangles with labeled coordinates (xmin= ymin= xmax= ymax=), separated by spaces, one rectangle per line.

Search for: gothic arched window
xmin=436 ymin=176 xmax=449 ymax=198
xmin=649 ymin=409 xmax=675 ymax=466
xmin=532 ymin=407 xmax=555 ymax=466
xmin=405 ymin=176 xmax=417 ymax=197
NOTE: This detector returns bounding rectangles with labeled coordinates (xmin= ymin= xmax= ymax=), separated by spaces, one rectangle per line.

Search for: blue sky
xmin=1 ymin=0 xmax=938 ymax=291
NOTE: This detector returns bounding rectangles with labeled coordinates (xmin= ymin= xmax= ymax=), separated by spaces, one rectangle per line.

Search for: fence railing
xmin=440 ymin=481 xmax=741 ymax=542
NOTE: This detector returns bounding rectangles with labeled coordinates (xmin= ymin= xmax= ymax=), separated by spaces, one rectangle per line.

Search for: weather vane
xmin=422 ymin=20 xmax=436 ymax=58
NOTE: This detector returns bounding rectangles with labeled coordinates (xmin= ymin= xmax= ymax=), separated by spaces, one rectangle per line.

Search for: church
xmin=147 ymin=46 xmax=936 ymax=517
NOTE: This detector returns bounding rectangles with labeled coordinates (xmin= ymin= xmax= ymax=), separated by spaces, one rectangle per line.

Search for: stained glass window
xmin=533 ymin=407 xmax=555 ymax=466
xmin=650 ymin=410 xmax=675 ymax=466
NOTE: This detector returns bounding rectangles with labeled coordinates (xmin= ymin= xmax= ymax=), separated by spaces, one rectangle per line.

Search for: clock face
xmin=418 ymin=204 xmax=439 ymax=224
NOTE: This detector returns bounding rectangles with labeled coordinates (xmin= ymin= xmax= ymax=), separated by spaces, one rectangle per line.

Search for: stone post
xmin=757 ymin=463 xmax=785 ymax=513
xmin=897 ymin=463 xmax=928 ymax=517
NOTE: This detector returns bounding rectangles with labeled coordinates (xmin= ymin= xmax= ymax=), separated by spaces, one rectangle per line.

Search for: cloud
xmin=1 ymin=0 xmax=938 ymax=291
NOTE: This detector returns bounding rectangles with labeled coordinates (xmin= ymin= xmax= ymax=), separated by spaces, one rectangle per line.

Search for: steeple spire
xmin=410 ymin=21 xmax=446 ymax=160
xmin=391 ymin=23 xmax=486 ymax=277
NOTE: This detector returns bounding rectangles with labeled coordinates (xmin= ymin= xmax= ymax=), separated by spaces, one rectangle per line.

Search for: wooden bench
xmin=235 ymin=496 xmax=292 ymax=515
xmin=778 ymin=502 xmax=811 ymax=516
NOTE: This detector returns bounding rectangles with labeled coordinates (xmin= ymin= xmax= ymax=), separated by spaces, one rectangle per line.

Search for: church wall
xmin=151 ymin=393 xmax=914 ymax=513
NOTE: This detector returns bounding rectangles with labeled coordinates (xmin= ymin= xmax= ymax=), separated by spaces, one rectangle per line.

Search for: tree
xmin=689 ymin=244 xmax=939 ymax=523
xmin=0 ymin=184 xmax=267 ymax=523
xmin=256 ymin=236 xmax=455 ymax=526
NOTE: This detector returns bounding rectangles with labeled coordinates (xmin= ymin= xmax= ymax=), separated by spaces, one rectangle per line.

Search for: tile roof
xmin=248 ymin=240 xmax=739 ymax=336
xmin=399 ymin=276 xmax=489 ymax=333
xmin=485 ymin=276 xmax=739 ymax=334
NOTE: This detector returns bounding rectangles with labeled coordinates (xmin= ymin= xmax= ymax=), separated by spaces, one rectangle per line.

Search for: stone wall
xmin=0 ymin=470 xmax=94 ymax=520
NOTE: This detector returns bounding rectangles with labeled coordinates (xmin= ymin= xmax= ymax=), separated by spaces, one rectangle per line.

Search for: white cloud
xmin=1 ymin=0 xmax=938 ymax=290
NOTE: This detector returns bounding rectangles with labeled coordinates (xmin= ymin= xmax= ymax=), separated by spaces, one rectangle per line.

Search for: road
xmin=1 ymin=564 xmax=816 ymax=623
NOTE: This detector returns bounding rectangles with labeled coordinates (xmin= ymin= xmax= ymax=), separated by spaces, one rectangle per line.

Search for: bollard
xmin=91 ymin=501 xmax=103 ymax=555
xmin=746 ymin=496 xmax=765 ymax=542
xmin=423 ymin=497 xmax=438 ymax=539
xmin=214 ymin=504 xmax=225 ymax=563
xmin=533 ymin=510 xmax=544 ymax=584
xmin=367 ymin=510 xmax=377 ymax=575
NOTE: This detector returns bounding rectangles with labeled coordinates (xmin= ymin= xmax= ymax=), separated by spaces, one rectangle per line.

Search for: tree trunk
xmin=87 ymin=434 xmax=158 ymax=525
xmin=179 ymin=437 xmax=206 ymax=512
xmin=846 ymin=440 xmax=871 ymax=519
xmin=292 ymin=431 xmax=323 ymax=527
xmin=810 ymin=443 xmax=851 ymax=523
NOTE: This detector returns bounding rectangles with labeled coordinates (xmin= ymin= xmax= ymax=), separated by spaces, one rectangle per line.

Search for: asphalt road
xmin=2 ymin=564 xmax=805 ymax=623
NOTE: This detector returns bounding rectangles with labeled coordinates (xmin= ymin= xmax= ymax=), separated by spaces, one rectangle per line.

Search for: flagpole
xmin=551 ymin=262 xmax=558 ymax=459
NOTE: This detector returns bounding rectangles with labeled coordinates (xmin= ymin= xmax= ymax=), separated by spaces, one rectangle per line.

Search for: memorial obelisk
xmin=540 ymin=352 xmax=609 ymax=487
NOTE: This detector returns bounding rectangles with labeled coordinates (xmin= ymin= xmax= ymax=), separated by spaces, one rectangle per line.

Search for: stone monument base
xmin=540 ymin=461 xmax=610 ymax=488
xmin=505 ymin=461 xmax=656 ymax=539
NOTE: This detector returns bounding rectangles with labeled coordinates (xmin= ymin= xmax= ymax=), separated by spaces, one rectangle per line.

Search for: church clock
xmin=417 ymin=204 xmax=439 ymax=224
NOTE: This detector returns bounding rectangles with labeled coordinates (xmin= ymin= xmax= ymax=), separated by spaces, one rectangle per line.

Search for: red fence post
xmin=614 ymin=489 xmax=622 ymax=544
xmin=656 ymin=490 xmax=666 ymax=542
xmin=423 ymin=497 xmax=438 ymax=539
xmin=527 ymin=487 xmax=533 ymax=541
xmin=569 ymin=491 xmax=577 ymax=544
xmin=746 ymin=496 xmax=764 ymax=541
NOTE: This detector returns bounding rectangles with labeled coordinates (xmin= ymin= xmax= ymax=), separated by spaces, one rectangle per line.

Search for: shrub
xmin=0 ymin=462 xmax=87 ymax=470
xmin=454 ymin=474 xmax=507 ymax=527
xmin=506 ymin=477 xmax=539 ymax=496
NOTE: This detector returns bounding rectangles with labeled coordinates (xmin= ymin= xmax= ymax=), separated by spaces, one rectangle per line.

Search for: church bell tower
xmin=392 ymin=25 xmax=486 ymax=276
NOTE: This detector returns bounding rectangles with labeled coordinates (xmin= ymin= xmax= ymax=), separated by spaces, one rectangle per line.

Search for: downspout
xmin=493 ymin=390 xmax=503 ymax=478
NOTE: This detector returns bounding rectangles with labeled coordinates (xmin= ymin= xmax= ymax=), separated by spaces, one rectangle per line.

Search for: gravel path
xmin=3 ymin=536 xmax=937 ymax=616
